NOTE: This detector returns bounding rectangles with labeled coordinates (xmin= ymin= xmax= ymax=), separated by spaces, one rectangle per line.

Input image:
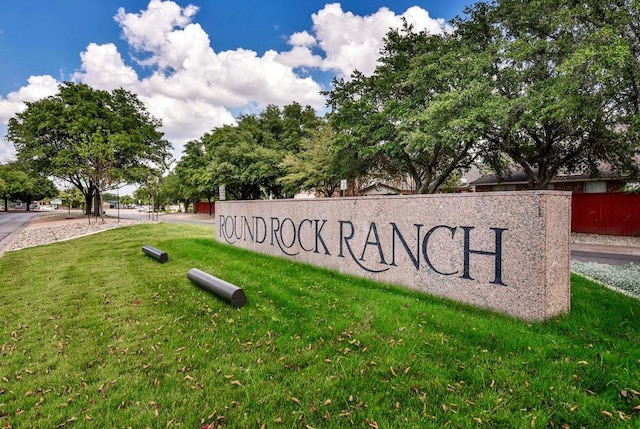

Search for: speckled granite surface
xmin=217 ymin=192 xmax=572 ymax=321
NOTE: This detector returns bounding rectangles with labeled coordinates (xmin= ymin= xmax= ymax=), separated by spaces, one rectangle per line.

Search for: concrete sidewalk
xmin=156 ymin=212 xmax=215 ymax=225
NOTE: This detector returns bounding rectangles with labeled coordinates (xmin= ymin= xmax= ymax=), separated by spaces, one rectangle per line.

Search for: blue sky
xmin=0 ymin=0 xmax=472 ymax=165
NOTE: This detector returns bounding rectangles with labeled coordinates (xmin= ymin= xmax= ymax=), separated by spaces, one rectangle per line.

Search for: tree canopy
xmin=175 ymin=103 xmax=324 ymax=201
xmin=325 ymin=1 xmax=639 ymax=192
xmin=326 ymin=23 xmax=494 ymax=194
xmin=10 ymin=0 xmax=637 ymax=208
xmin=278 ymin=122 xmax=344 ymax=197
xmin=468 ymin=0 xmax=639 ymax=188
xmin=0 ymin=162 xmax=57 ymax=211
xmin=7 ymin=82 xmax=171 ymax=214
xmin=117 ymin=1 xmax=640 ymax=200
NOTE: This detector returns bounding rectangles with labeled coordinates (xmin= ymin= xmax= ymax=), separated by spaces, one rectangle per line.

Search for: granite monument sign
xmin=215 ymin=192 xmax=571 ymax=321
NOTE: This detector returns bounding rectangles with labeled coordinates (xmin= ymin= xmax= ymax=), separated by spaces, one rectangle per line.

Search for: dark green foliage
xmin=7 ymin=82 xmax=171 ymax=213
xmin=278 ymin=122 xmax=347 ymax=197
xmin=326 ymin=22 xmax=494 ymax=194
xmin=465 ymin=0 xmax=639 ymax=186
xmin=176 ymin=102 xmax=325 ymax=201
xmin=0 ymin=162 xmax=57 ymax=210
xmin=325 ymin=1 xmax=640 ymax=192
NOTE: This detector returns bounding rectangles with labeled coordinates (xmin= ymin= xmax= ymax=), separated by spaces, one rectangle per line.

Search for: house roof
xmin=360 ymin=182 xmax=402 ymax=195
xmin=471 ymin=167 xmax=624 ymax=186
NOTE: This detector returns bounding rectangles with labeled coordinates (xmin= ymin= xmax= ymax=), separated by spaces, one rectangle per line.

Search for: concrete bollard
xmin=142 ymin=245 xmax=168 ymax=263
xmin=187 ymin=268 xmax=247 ymax=307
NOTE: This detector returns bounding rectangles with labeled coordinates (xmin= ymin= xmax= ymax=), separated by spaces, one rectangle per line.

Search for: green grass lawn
xmin=0 ymin=223 xmax=638 ymax=428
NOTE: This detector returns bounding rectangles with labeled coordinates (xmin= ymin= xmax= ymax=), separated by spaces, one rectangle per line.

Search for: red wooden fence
xmin=194 ymin=201 xmax=215 ymax=215
xmin=572 ymin=193 xmax=640 ymax=236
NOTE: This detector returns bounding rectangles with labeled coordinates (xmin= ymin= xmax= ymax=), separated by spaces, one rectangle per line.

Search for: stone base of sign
xmin=215 ymin=192 xmax=571 ymax=321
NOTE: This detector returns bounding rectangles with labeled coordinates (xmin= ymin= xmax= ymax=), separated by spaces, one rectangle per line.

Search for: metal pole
xmin=117 ymin=187 xmax=120 ymax=222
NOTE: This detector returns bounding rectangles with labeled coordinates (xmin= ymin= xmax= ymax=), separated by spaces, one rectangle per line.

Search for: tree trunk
xmin=207 ymin=197 xmax=213 ymax=216
xmin=84 ymin=192 xmax=93 ymax=217
xmin=93 ymin=192 xmax=104 ymax=222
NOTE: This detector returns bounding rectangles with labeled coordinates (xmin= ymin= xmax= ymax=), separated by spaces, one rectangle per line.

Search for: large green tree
xmin=0 ymin=163 xmax=30 ymax=211
xmin=159 ymin=171 xmax=193 ymax=213
xmin=326 ymin=23 xmax=490 ymax=194
xmin=279 ymin=122 xmax=346 ymax=197
xmin=327 ymin=2 xmax=639 ymax=192
xmin=174 ymin=138 xmax=218 ymax=211
xmin=7 ymin=82 xmax=171 ymax=216
xmin=187 ymin=103 xmax=323 ymax=201
xmin=0 ymin=176 xmax=6 ymax=210
xmin=203 ymin=124 xmax=271 ymax=200
xmin=463 ymin=0 xmax=639 ymax=188
xmin=0 ymin=162 xmax=57 ymax=211
xmin=15 ymin=175 xmax=57 ymax=210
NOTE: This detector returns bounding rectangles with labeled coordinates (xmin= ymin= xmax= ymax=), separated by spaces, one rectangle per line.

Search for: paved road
xmin=0 ymin=211 xmax=41 ymax=256
xmin=572 ymin=250 xmax=640 ymax=265
xmin=115 ymin=208 xmax=215 ymax=226
xmin=571 ymin=241 xmax=640 ymax=266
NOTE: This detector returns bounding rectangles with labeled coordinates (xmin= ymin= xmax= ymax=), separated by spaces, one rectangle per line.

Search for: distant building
xmin=471 ymin=167 xmax=629 ymax=193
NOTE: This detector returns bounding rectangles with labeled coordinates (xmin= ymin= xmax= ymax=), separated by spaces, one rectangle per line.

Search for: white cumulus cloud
xmin=0 ymin=75 xmax=59 ymax=122
xmin=72 ymin=43 xmax=138 ymax=89
xmin=0 ymin=75 xmax=59 ymax=162
xmin=1 ymin=0 xmax=452 ymax=163
xmin=114 ymin=0 xmax=199 ymax=57
xmin=289 ymin=31 xmax=317 ymax=47
xmin=102 ymin=0 xmax=328 ymax=155
xmin=310 ymin=3 xmax=451 ymax=78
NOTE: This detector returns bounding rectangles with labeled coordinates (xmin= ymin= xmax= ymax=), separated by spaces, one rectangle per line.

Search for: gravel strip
xmin=570 ymin=234 xmax=640 ymax=299
xmin=7 ymin=219 xmax=152 ymax=251
xmin=571 ymin=232 xmax=640 ymax=247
